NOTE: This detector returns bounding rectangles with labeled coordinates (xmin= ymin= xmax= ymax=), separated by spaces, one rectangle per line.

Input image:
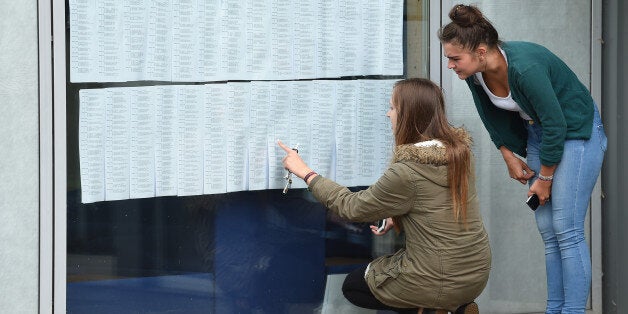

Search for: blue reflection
xmin=67 ymin=188 xmax=379 ymax=313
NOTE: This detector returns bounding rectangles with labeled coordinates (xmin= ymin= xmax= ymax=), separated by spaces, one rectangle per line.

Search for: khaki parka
xmin=308 ymin=132 xmax=491 ymax=311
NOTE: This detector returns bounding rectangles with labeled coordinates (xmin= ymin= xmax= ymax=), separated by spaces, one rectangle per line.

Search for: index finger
xmin=277 ymin=140 xmax=292 ymax=153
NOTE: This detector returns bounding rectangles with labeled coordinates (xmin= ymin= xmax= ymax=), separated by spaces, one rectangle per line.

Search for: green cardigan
xmin=466 ymin=41 xmax=594 ymax=166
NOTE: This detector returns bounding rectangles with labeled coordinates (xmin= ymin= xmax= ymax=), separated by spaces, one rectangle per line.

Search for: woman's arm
xmin=278 ymin=140 xmax=414 ymax=222
xmin=499 ymin=146 xmax=535 ymax=184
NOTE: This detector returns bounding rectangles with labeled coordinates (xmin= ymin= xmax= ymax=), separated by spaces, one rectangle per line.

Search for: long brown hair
xmin=392 ymin=78 xmax=471 ymax=223
xmin=437 ymin=4 xmax=501 ymax=51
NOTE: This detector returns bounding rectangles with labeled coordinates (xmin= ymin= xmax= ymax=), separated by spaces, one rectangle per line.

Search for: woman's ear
xmin=475 ymin=45 xmax=487 ymax=58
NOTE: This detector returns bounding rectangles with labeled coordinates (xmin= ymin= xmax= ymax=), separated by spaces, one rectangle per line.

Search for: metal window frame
xmin=42 ymin=0 xmax=601 ymax=312
xmin=40 ymin=0 xmax=67 ymax=312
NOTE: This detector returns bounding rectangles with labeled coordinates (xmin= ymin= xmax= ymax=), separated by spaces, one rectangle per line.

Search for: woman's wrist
xmin=538 ymin=165 xmax=557 ymax=182
xmin=537 ymin=173 xmax=554 ymax=181
xmin=303 ymin=171 xmax=318 ymax=184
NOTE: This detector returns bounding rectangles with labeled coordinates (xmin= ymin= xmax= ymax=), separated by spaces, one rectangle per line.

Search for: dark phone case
xmin=526 ymin=194 xmax=540 ymax=210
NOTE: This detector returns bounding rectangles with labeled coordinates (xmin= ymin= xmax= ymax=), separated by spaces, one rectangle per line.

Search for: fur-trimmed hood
xmin=391 ymin=128 xmax=472 ymax=186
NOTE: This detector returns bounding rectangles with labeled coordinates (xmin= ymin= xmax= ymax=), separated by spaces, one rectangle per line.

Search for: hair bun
xmin=449 ymin=4 xmax=483 ymax=27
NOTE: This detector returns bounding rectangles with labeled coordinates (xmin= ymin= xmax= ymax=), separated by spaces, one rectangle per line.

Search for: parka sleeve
xmin=309 ymin=162 xmax=416 ymax=222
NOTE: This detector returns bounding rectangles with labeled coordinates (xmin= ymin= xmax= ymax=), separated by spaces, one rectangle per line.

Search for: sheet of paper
xmin=105 ymin=88 xmax=130 ymax=201
xmin=219 ymin=2 xmax=247 ymax=80
xmin=177 ymin=85 xmax=204 ymax=196
xmin=355 ymin=80 xmax=391 ymax=185
xmin=269 ymin=3 xmax=294 ymax=80
xmin=268 ymin=81 xmax=293 ymax=189
xmin=336 ymin=0 xmax=362 ymax=76
xmin=196 ymin=1 xmax=221 ymax=81
xmin=69 ymin=0 xmax=98 ymax=82
xmin=146 ymin=0 xmax=173 ymax=81
xmin=79 ymin=89 xmax=106 ymax=203
xmin=248 ymin=81 xmax=271 ymax=190
xmin=155 ymin=86 xmax=179 ymax=196
xmin=129 ymin=87 xmax=156 ymax=199
xmin=314 ymin=0 xmax=338 ymax=78
xmin=288 ymin=81 xmax=315 ymax=189
xmin=292 ymin=0 xmax=318 ymax=79
xmin=360 ymin=2 xmax=385 ymax=75
xmin=382 ymin=0 xmax=404 ymax=75
xmin=96 ymin=1 xmax=126 ymax=82
xmin=203 ymin=84 xmax=228 ymax=194
xmin=172 ymin=0 xmax=199 ymax=81
xmin=310 ymin=80 xmax=337 ymax=179
xmin=334 ymin=80 xmax=359 ymax=186
xmin=225 ymin=83 xmax=250 ymax=192
xmin=123 ymin=0 xmax=149 ymax=81
xmin=245 ymin=0 xmax=272 ymax=80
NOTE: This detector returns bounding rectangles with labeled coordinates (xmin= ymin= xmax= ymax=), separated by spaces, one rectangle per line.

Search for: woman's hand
xmin=370 ymin=218 xmax=394 ymax=235
xmin=529 ymin=179 xmax=552 ymax=206
xmin=499 ymin=146 xmax=535 ymax=184
xmin=528 ymin=165 xmax=556 ymax=205
xmin=277 ymin=140 xmax=312 ymax=179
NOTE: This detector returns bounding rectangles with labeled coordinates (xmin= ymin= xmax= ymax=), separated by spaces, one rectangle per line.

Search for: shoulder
xmin=502 ymin=41 xmax=549 ymax=54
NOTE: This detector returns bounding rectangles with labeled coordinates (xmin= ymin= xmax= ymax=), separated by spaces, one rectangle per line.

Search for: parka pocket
xmin=369 ymin=251 xmax=405 ymax=288
xmin=372 ymin=266 xmax=401 ymax=288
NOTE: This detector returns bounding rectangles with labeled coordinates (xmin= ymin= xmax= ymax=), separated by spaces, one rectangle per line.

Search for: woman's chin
xmin=456 ymin=72 xmax=469 ymax=80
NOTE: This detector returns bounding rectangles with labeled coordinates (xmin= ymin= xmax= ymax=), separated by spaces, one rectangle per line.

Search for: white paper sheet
xmin=203 ymin=84 xmax=228 ymax=194
xmin=315 ymin=0 xmax=339 ymax=78
xmin=171 ymin=0 xmax=200 ymax=82
xmin=268 ymin=81 xmax=293 ymax=189
xmin=129 ymin=87 xmax=156 ymax=199
xmin=155 ymin=86 xmax=179 ymax=196
xmin=104 ymin=88 xmax=130 ymax=201
xmin=79 ymin=89 xmax=106 ymax=203
xmin=310 ymin=81 xmax=337 ymax=179
xmin=225 ymin=83 xmax=251 ymax=192
xmin=248 ymin=81 xmax=271 ymax=191
xmin=146 ymin=0 xmax=173 ymax=81
xmin=334 ymin=81 xmax=359 ymax=186
xmin=177 ymin=85 xmax=204 ymax=196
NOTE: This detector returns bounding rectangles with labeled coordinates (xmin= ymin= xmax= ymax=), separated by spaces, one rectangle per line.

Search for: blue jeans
xmin=525 ymin=106 xmax=607 ymax=314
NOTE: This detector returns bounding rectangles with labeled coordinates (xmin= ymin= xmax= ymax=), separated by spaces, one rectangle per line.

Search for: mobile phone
xmin=526 ymin=194 xmax=540 ymax=211
xmin=376 ymin=219 xmax=387 ymax=232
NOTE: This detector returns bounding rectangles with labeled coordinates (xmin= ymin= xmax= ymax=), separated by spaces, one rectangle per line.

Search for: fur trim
xmin=391 ymin=128 xmax=472 ymax=166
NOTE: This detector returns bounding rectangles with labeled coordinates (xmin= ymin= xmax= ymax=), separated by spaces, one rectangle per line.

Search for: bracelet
xmin=538 ymin=174 xmax=554 ymax=181
xmin=303 ymin=171 xmax=318 ymax=183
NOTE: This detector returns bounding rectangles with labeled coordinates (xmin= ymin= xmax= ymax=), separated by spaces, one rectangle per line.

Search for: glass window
xmin=65 ymin=1 xmax=430 ymax=313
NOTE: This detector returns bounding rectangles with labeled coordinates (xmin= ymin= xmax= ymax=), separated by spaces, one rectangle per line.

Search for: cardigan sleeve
xmin=308 ymin=163 xmax=416 ymax=222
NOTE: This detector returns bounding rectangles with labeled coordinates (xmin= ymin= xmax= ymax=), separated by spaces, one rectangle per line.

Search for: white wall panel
xmin=0 ymin=1 xmax=40 ymax=313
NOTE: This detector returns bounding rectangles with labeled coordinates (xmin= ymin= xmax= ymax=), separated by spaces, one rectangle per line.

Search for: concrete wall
xmin=0 ymin=0 xmax=40 ymax=313
xmin=602 ymin=0 xmax=628 ymax=313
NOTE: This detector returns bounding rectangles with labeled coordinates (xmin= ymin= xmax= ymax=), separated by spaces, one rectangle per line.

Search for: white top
xmin=475 ymin=48 xmax=532 ymax=120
